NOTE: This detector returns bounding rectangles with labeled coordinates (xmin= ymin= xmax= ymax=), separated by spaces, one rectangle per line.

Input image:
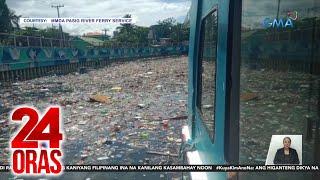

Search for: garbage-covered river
xmin=0 ymin=56 xmax=189 ymax=180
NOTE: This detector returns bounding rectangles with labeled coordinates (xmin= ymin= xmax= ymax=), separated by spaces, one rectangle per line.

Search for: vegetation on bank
xmin=0 ymin=0 xmax=189 ymax=47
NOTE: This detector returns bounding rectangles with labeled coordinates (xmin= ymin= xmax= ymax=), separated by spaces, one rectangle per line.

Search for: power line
xmin=51 ymin=4 xmax=64 ymax=18
xmin=51 ymin=4 xmax=64 ymax=41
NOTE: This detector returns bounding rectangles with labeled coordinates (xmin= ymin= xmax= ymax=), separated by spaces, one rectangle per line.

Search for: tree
xmin=150 ymin=17 xmax=190 ymax=43
xmin=109 ymin=16 xmax=190 ymax=46
xmin=112 ymin=14 xmax=149 ymax=45
xmin=152 ymin=17 xmax=176 ymax=41
xmin=0 ymin=0 xmax=12 ymax=33
xmin=9 ymin=9 xmax=21 ymax=29
xmin=170 ymin=23 xmax=190 ymax=42
xmin=20 ymin=27 xmax=39 ymax=36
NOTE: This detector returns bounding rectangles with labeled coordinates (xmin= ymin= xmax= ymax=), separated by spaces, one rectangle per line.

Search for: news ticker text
xmin=0 ymin=165 xmax=319 ymax=172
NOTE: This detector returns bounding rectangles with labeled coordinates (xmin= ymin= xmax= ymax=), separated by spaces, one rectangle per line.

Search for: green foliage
xmin=0 ymin=0 xmax=21 ymax=33
xmin=0 ymin=0 xmax=13 ymax=33
xmin=112 ymin=14 xmax=149 ymax=45
xmin=0 ymin=0 xmax=71 ymax=45
xmin=154 ymin=17 xmax=176 ymax=40
xmin=110 ymin=15 xmax=190 ymax=46
xmin=1 ymin=8 xmax=190 ymax=47
xmin=17 ymin=26 xmax=70 ymax=40
xmin=9 ymin=9 xmax=20 ymax=29
xmin=169 ymin=23 xmax=190 ymax=42
xmin=150 ymin=17 xmax=189 ymax=42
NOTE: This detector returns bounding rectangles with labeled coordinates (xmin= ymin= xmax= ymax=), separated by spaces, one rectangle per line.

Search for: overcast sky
xmin=7 ymin=0 xmax=191 ymax=36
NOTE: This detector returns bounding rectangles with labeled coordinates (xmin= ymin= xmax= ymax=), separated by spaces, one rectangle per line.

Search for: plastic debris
xmin=140 ymin=132 xmax=149 ymax=139
xmin=162 ymin=120 xmax=169 ymax=129
xmin=240 ymin=92 xmax=258 ymax=101
xmin=97 ymin=156 xmax=109 ymax=161
xmin=111 ymin=86 xmax=122 ymax=92
xmin=0 ymin=56 xmax=188 ymax=173
xmin=239 ymin=68 xmax=319 ymax=164
xmin=89 ymin=94 xmax=111 ymax=103
xmin=137 ymin=104 xmax=146 ymax=108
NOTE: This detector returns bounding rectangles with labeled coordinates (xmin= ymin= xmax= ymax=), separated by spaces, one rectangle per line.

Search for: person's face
xmin=283 ymin=138 xmax=291 ymax=149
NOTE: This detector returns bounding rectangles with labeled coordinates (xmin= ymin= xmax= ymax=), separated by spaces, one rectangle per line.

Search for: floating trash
xmin=0 ymin=57 xmax=189 ymax=172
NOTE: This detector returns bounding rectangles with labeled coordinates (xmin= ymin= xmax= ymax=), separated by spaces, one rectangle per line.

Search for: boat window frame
xmin=195 ymin=6 xmax=219 ymax=143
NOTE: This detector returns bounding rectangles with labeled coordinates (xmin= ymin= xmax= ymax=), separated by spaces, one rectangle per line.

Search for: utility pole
xmin=276 ymin=0 xmax=281 ymax=20
xmin=51 ymin=4 xmax=64 ymax=45
xmin=274 ymin=0 xmax=281 ymax=41
xmin=177 ymin=24 xmax=181 ymax=44
xmin=102 ymin=28 xmax=108 ymax=41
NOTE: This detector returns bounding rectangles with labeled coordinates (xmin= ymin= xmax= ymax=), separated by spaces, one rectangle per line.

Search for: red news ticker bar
xmin=1 ymin=165 xmax=320 ymax=172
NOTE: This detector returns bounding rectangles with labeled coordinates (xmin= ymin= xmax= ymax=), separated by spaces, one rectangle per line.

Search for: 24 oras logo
xmin=10 ymin=106 xmax=64 ymax=176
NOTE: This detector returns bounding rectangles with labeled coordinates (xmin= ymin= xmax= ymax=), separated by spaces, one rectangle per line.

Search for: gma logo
xmin=262 ymin=18 xmax=294 ymax=28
